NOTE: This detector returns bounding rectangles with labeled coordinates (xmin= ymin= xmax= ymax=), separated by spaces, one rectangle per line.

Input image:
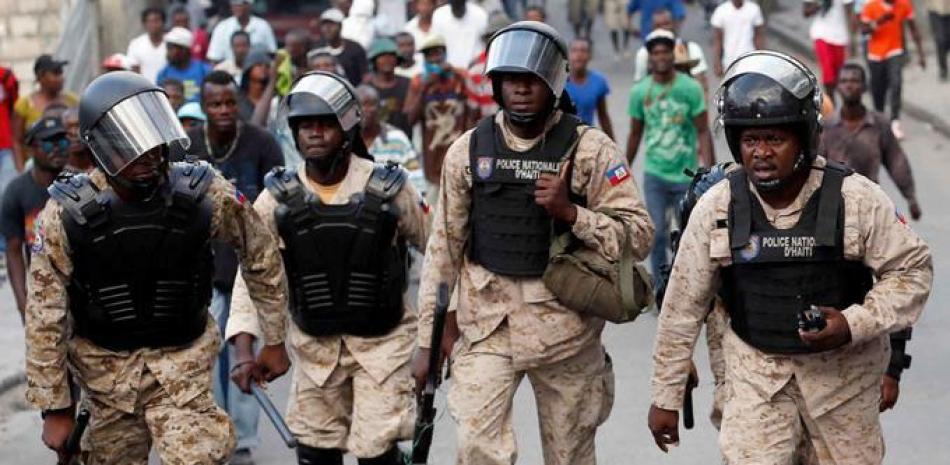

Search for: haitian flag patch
xmin=605 ymin=164 xmax=630 ymax=186
xmin=235 ymin=188 xmax=247 ymax=205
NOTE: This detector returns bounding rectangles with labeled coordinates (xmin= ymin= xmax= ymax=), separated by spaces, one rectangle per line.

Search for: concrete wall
xmin=0 ymin=0 xmax=69 ymax=91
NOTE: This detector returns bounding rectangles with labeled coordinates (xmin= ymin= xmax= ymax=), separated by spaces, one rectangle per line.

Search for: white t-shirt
xmin=206 ymin=16 xmax=277 ymax=63
xmin=633 ymin=40 xmax=709 ymax=82
xmin=806 ymin=0 xmax=854 ymax=46
xmin=404 ymin=17 xmax=437 ymax=53
xmin=126 ymin=33 xmax=167 ymax=84
xmin=710 ymin=0 xmax=765 ymax=68
xmin=431 ymin=3 xmax=488 ymax=68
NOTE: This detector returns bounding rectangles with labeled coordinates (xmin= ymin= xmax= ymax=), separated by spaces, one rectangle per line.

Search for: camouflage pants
xmin=720 ymin=376 xmax=883 ymax=465
xmin=448 ymin=324 xmax=614 ymax=465
xmin=80 ymin=368 xmax=235 ymax=465
xmin=285 ymin=345 xmax=415 ymax=458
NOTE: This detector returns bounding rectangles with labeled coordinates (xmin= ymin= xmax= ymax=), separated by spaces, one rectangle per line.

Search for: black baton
xmin=251 ymin=385 xmax=297 ymax=448
xmin=58 ymin=408 xmax=90 ymax=465
xmin=683 ymin=387 xmax=694 ymax=430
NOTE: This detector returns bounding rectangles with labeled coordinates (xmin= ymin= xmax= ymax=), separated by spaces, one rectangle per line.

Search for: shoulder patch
xmin=605 ymin=164 xmax=631 ymax=186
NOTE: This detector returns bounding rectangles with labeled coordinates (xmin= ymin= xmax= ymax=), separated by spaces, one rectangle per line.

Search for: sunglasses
xmin=40 ymin=138 xmax=70 ymax=154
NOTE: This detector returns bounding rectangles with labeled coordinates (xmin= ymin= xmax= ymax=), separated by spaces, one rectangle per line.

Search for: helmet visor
xmin=84 ymin=90 xmax=189 ymax=176
xmin=721 ymin=51 xmax=816 ymax=100
xmin=486 ymin=29 xmax=568 ymax=96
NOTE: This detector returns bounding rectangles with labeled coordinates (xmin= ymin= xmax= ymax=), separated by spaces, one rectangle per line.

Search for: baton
xmin=683 ymin=386 xmax=694 ymax=430
xmin=58 ymin=408 xmax=90 ymax=465
xmin=251 ymin=385 xmax=297 ymax=448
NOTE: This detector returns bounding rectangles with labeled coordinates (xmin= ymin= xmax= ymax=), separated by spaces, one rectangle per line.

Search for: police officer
xmin=226 ymin=71 xmax=428 ymax=465
xmin=24 ymin=71 xmax=287 ymax=465
xmin=648 ymin=51 xmax=933 ymax=464
xmin=413 ymin=21 xmax=654 ymax=465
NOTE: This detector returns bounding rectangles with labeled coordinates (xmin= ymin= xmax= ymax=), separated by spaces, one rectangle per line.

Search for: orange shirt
xmin=861 ymin=0 xmax=914 ymax=61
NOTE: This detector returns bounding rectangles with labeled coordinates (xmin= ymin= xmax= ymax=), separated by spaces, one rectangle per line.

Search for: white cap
xmin=320 ymin=8 xmax=345 ymax=24
xmin=164 ymin=27 xmax=194 ymax=48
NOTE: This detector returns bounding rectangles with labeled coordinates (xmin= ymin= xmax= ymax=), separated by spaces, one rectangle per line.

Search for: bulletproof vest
xmin=468 ymin=114 xmax=581 ymax=277
xmin=50 ymin=161 xmax=215 ymax=352
xmin=266 ymin=163 xmax=408 ymax=338
xmin=719 ymin=162 xmax=873 ymax=354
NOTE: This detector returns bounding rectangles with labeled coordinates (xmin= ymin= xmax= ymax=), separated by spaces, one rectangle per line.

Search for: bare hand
xmin=258 ymin=343 xmax=291 ymax=382
xmin=411 ymin=348 xmax=432 ymax=395
xmin=230 ymin=358 xmax=264 ymax=394
xmin=908 ymin=199 xmax=922 ymax=220
xmin=534 ymin=160 xmax=577 ymax=223
xmin=42 ymin=409 xmax=74 ymax=461
xmin=648 ymin=405 xmax=680 ymax=452
xmin=879 ymin=374 xmax=900 ymax=412
xmin=799 ymin=306 xmax=852 ymax=350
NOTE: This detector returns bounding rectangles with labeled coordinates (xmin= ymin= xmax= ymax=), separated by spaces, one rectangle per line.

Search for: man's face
xmin=163 ymin=84 xmax=185 ymax=111
xmin=231 ymin=3 xmax=250 ymax=20
xmin=33 ymin=135 xmax=69 ymax=171
xmin=837 ymin=69 xmax=866 ymax=105
xmin=739 ymin=126 xmax=803 ymax=187
xmin=423 ymin=47 xmax=446 ymax=66
xmin=63 ymin=112 xmax=84 ymax=155
xmin=395 ymin=35 xmax=415 ymax=60
xmin=173 ymin=11 xmax=190 ymax=29
xmin=295 ymin=115 xmax=345 ymax=159
xmin=118 ymin=145 xmax=164 ymax=181
xmin=525 ymin=9 xmax=545 ymax=22
xmin=374 ymin=53 xmax=398 ymax=74
xmin=167 ymin=44 xmax=190 ymax=65
xmin=500 ymin=73 xmax=550 ymax=115
xmin=414 ymin=0 xmax=435 ymax=17
xmin=652 ymin=12 xmax=674 ymax=32
xmin=648 ymin=42 xmax=674 ymax=75
xmin=144 ymin=12 xmax=164 ymax=35
xmin=286 ymin=35 xmax=309 ymax=62
xmin=201 ymin=83 xmax=239 ymax=134
xmin=232 ymin=36 xmax=251 ymax=63
xmin=248 ymin=63 xmax=270 ymax=82
xmin=180 ymin=118 xmax=203 ymax=131
xmin=38 ymin=69 xmax=65 ymax=94
xmin=569 ymin=41 xmax=590 ymax=73
xmin=320 ymin=20 xmax=341 ymax=42
xmin=360 ymin=93 xmax=380 ymax=126
xmin=310 ymin=55 xmax=338 ymax=73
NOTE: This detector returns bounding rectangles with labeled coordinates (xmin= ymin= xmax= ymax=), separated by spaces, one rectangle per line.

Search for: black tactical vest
xmin=719 ymin=162 xmax=873 ymax=354
xmin=50 ymin=161 xmax=215 ymax=352
xmin=266 ymin=163 xmax=408 ymax=337
xmin=468 ymin=114 xmax=581 ymax=277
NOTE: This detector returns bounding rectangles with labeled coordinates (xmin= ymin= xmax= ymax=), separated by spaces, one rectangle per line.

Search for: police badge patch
xmin=476 ymin=157 xmax=494 ymax=179
xmin=739 ymin=234 xmax=761 ymax=261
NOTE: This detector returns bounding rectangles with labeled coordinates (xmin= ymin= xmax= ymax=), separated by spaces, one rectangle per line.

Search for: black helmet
xmin=716 ymin=51 xmax=822 ymax=163
xmin=485 ymin=21 xmax=569 ymax=108
xmin=79 ymin=71 xmax=188 ymax=176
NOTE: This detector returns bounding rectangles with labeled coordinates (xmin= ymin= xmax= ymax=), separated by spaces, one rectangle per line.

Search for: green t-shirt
xmin=628 ymin=72 xmax=705 ymax=184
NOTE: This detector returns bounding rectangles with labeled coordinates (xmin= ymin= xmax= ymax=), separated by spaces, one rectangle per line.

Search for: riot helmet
xmin=276 ymin=71 xmax=369 ymax=163
xmin=79 ymin=71 xmax=189 ymax=177
xmin=485 ymin=21 xmax=569 ymax=123
xmin=716 ymin=51 xmax=823 ymax=165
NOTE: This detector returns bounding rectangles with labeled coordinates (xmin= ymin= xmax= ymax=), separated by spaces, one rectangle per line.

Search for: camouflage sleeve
xmin=23 ymin=202 xmax=73 ymax=411
xmin=842 ymin=180 xmax=932 ymax=345
xmin=571 ymin=129 xmax=655 ymax=262
xmin=417 ymin=132 xmax=473 ymax=348
xmin=394 ymin=176 xmax=428 ymax=252
xmin=650 ymin=186 xmax=724 ymax=411
xmin=211 ymin=175 xmax=288 ymax=345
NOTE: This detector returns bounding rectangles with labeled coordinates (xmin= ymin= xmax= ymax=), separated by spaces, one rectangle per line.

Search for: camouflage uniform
xmin=651 ymin=157 xmax=933 ymax=465
xmin=227 ymin=156 xmax=428 ymax=458
xmin=25 ymin=169 xmax=287 ymax=465
xmin=418 ymin=112 xmax=654 ymax=465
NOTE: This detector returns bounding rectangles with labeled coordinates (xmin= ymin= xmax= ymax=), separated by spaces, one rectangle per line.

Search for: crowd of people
xmin=0 ymin=0 xmax=943 ymax=464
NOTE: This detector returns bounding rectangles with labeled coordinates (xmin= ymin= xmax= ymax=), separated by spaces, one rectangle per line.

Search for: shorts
xmin=815 ymin=39 xmax=847 ymax=85
xmin=603 ymin=0 xmax=628 ymax=30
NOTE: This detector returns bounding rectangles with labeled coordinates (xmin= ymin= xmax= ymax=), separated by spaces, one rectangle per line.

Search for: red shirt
xmin=0 ymin=67 xmax=19 ymax=150
xmin=861 ymin=0 xmax=914 ymax=61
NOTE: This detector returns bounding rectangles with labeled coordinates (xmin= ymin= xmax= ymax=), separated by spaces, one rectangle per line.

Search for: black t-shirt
xmin=0 ymin=171 xmax=50 ymax=253
xmin=316 ymin=39 xmax=369 ymax=86
xmin=372 ymin=76 xmax=412 ymax=138
xmin=186 ymin=123 xmax=285 ymax=290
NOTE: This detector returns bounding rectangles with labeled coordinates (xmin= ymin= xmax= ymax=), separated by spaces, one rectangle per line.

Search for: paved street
xmin=1 ymin=1 xmax=948 ymax=464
